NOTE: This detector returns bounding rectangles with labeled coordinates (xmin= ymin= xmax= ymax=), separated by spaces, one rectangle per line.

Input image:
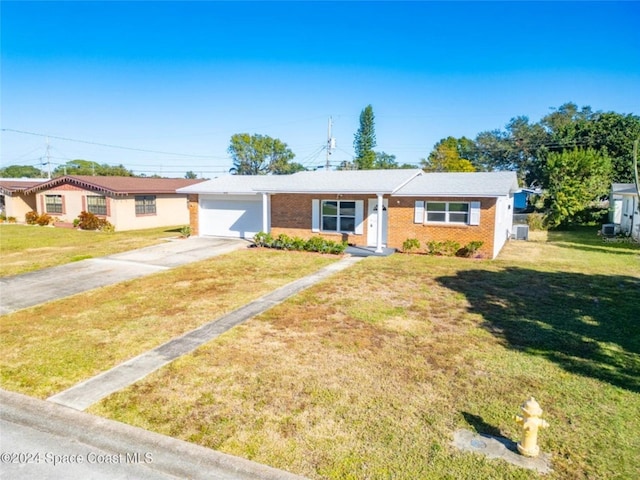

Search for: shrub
xmin=25 ymin=211 xmax=52 ymax=226
xmin=526 ymin=213 xmax=546 ymax=231
xmin=425 ymin=240 xmax=460 ymax=256
xmin=253 ymin=232 xmax=345 ymax=255
xmin=36 ymin=213 xmax=52 ymax=226
xmin=180 ymin=225 xmax=191 ymax=238
xmin=25 ymin=211 xmax=39 ymax=225
xmin=456 ymin=240 xmax=484 ymax=258
xmin=7 ymin=216 xmax=17 ymax=223
xmin=402 ymin=238 xmax=421 ymax=253
xmin=76 ymin=211 xmax=114 ymax=231
xmin=253 ymin=231 xmax=274 ymax=248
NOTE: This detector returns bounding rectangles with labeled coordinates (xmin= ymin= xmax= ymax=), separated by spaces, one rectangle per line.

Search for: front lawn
xmin=0 ymin=249 xmax=338 ymax=398
xmin=1 ymin=227 xmax=638 ymax=478
xmin=0 ymin=224 xmax=185 ymax=277
xmin=85 ymin=229 xmax=639 ymax=479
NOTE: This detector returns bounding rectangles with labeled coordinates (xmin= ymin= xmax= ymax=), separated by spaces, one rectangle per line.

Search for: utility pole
xmin=325 ymin=116 xmax=335 ymax=171
xmin=45 ymin=137 xmax=52 ymax=179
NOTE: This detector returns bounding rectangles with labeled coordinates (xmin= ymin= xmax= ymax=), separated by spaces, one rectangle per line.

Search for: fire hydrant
xmin=515 ymin=396 xmax=549 ymax=457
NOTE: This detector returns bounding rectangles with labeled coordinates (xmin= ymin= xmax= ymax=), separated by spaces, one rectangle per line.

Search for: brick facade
xmin=188 ymin=194 xmax=200 ymax=236
xmin=269 ymin=194 xmax=497 ymax=258
xmin=387 ymin=196 xmax=497 ymax=257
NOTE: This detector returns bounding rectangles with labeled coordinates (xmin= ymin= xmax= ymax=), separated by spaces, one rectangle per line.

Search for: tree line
xmin=3 ymin=102 xmax=638 ymax=228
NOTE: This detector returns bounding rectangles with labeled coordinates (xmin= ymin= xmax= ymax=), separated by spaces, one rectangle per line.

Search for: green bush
xmin=180 ymin=225 xmax=191 ymax=238
xmin=253 ymin=232 xmax=346 ymax=255
xmin=425 ymin=240 xmax=460 ymax=256
xmin=7 ymin=216 xmax=17 ymax=223
xmin=526 ymin=213 xmax=546 ymax=231
xmin=402 ymin=238 xmax=420 ymax=253
xmin=456 ymin=240 xmax=484 ymax=258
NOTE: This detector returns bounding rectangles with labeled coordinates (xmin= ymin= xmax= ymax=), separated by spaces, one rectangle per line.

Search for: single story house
xmin=609 ymin=183 xmax=640 ymax=241
xmin=20 ymin=175 xmax=205 ymax=231
xmin=0 ymin=178 xmax=46 ymax=219
xmin=178 ymin=169 xmax=520 ymax=259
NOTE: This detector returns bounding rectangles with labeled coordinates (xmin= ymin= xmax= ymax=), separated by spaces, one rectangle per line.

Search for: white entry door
xmin=367 ymin=198 xmax=388 ymax=246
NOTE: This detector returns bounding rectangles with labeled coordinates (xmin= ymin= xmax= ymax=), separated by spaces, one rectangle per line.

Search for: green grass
xmin=2 ymin=227 xmax=639 ymax=479
xmin=0 ymin=224 xmax=185 ymax=277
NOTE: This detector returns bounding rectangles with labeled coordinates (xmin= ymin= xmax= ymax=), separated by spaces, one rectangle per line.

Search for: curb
xmin=1 ymin=389 xmax=307 ymax=480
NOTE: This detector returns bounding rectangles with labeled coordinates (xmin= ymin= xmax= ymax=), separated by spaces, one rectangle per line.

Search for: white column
xmin=262 ymin=193 xmax=269 ymax=233
xmin=375 ymin=193 xmax=384 ymax=253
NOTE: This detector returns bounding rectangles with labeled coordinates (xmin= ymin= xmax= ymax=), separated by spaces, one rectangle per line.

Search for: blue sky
xmin=2 ymin=1 xmax=639 ymax=177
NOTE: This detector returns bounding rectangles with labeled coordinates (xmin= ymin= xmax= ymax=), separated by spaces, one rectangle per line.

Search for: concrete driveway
xmin=0 ymin=237 xmax=249 ymax=315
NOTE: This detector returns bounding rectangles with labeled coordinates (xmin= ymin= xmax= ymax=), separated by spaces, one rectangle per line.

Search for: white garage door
xmin=200 ymin=195 xmax=263 ymax=238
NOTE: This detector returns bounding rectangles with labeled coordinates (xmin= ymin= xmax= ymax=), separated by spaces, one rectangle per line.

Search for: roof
xmin=177 ymin=170 xmax=520 ymax=197
xmin=23 ymin=176 xmax=205 ymax=196
xmin=393 ymin=171 xmax=520 ymax=197
xmin=612 ymin=183 xmax=639 ymax=195
xmin=0 ymin=178 xmax=47 ymax=196
xmin=177 ymin=175 xmax=287 ymax=195
xmin=178 ymin=169 xmax=424 ymax=195
xmin=265 ymin=169 xmax=424 ymax=194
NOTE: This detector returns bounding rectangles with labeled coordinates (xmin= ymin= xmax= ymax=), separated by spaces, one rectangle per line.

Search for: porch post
xmin=375 ymin=193 xmax=384 ymax=253
xmin=262 ymin=193 xmax=269 ymax=233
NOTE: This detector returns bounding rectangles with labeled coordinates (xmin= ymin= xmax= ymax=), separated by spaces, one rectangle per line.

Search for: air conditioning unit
xmin=514 ymin=225 xmax=529 ymax=241
xmin=602 ymin=224 xmax=617 ymax=236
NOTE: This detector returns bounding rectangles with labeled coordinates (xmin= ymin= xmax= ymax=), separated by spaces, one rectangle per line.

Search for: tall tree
xmin=374 ymin=151 xmax=398 ymax=169
xmin=184 ymin=171 xmax=198 ymax=179
xmin=52 ymin=159 xmax=134 ymax=177
xmin=421 ymin=137 xmax=476 ymax=172
xmin=0 ymin=165 xmax=44 ymax=178
xmin=228 ymin=133 xmax=299 ymax=175
xmin=353 ymin=105 xmax=377 ymax=170
xmin=544 ymin=148 xmax=612 ymax=228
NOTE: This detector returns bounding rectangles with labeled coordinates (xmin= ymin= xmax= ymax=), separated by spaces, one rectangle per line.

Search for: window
xmin=45 ymin=195 xmax=63 ymax=214
xmin=87 ymin=195 xmax=107 ymax=216
xmin=135 ymin=195 xmax=156 ymax=215
xmin=426 ymin=202 xmax=469 ymax=224
xmin=322 ymin=200 xmax=356 ymax=232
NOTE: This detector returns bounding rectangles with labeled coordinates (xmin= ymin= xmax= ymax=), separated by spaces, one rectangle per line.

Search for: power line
xmin=2 ymin=128 xmax=226 ymax=159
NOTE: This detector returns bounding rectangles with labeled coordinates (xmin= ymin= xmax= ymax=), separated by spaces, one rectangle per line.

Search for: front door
xmin=367 ymin=198 xmax=388 ymax=246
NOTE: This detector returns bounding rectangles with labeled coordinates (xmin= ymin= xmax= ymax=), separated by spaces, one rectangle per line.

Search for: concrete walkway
xmin=48 ymin=256 xmax=363 ymax=411
xmin=0 ymin=237 xmax=249 ymax=315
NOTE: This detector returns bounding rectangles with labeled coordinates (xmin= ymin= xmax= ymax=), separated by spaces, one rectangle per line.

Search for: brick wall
xmin=270 ymin=194 xmax=498 ymax=258
xmin=387 ymin=197 xmax=497 ymax=257
xmin=188 ymin=194 xmax=199 ymax=236
xmin=271 ymin=193 xmax=373 ymax=246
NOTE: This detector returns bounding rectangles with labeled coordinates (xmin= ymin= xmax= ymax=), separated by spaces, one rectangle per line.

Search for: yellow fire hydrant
xmin=515 ymin=396 xmax=549 ymax=457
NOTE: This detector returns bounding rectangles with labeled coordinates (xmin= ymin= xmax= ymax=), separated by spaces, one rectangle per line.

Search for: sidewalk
xmin=1 ymin=389 xmax=307 ymax=480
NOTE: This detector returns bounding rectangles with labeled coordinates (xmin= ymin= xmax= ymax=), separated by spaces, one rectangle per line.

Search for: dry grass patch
xmin=91 ymin=230 xmax=639 ymax=479
xmin=0 ymin=249 xmax=337 ymax=398
xmin=0 ymin=224 xmax=185 ymax=276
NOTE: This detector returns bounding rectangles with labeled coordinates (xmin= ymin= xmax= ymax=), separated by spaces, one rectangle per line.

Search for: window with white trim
xmin=87 ymin=195 xmax=107 ymax=216
xmin=426 ymin=202 xmax=469 ymax=224
xmin=45 ymin=195 xmax=63 ymax=214
xmin=135 ymin=195 xmax=156 ymax=215
xmin=322 ymin=200 xmax=356 ymax=232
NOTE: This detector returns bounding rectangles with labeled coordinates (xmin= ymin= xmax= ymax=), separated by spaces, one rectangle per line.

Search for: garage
xmin=199 ymin=194 xmax=264 ymax=238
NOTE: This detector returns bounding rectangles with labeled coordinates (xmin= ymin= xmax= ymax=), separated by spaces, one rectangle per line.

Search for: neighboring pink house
xmin=18 ymin=175 xmax=205 ymax=231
